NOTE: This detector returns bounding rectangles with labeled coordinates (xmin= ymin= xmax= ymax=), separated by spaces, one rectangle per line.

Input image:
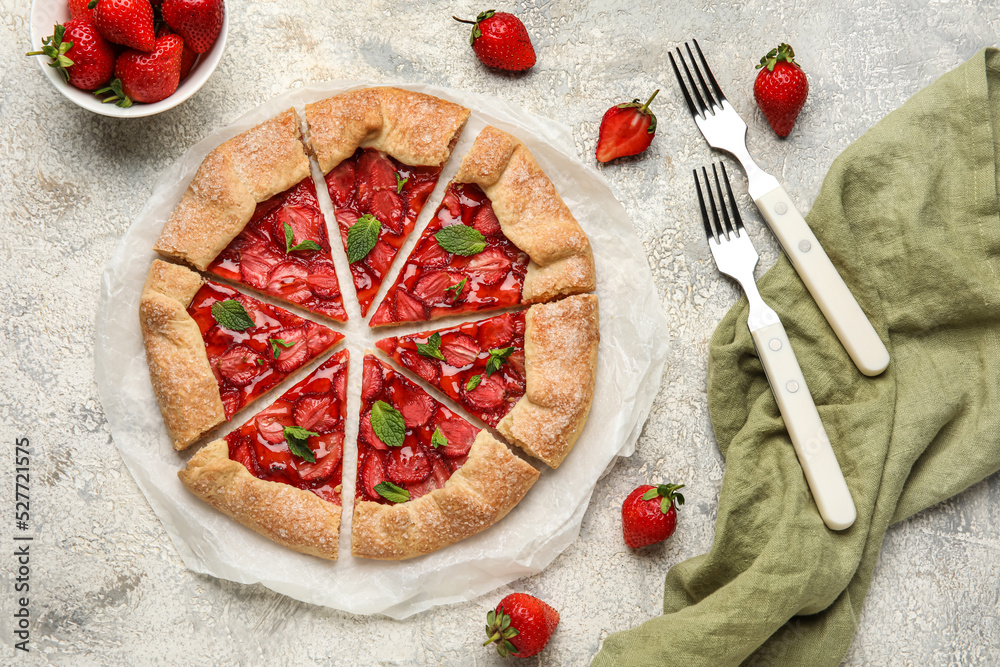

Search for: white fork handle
xmin=751 ymin=321 xmax=857 ymax=531
xmin=755 ymin=186 xmax=889 ymax=377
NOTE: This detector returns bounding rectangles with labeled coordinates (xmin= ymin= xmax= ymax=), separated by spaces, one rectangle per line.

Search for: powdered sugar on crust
xmin=498 ymin=294 xmax=600 ymax=468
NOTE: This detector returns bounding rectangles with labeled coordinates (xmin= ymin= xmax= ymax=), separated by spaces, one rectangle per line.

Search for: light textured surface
xmin=1 ymin=0 xmax=998 ymax=664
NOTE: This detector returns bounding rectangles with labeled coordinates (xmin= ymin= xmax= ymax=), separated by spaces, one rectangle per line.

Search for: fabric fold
xmin=592 ymin=47 xmax=1000 ymax=666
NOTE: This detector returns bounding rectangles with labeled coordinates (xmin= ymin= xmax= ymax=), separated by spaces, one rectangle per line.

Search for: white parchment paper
xmin=95 ymin=82 xmax=669 ymax=618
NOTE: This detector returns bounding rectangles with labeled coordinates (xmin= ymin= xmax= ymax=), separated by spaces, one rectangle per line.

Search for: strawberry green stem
xmin=484 ymin=631 xmax=502 ymax=646
xmin=639 ymin=89 xmax=659 ymax=113
xmin=453 ymin=16 xmax=476 ymax=24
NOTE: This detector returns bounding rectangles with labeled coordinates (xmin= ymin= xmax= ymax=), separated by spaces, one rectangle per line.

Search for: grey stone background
xmin=2 ymin=0 xmax=999 ymax=665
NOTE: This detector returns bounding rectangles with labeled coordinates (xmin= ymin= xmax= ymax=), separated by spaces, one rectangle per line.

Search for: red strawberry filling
xmin=370 ymin=183 xmax=529 ymax=327
xmin=187 ymin=281 xmax=343 ymax=419
xmin=326 ymin=148 xmax=443 ymax=316
xmin=375 ymin=311 xmax=526 ymax=427
xmin=224 ymin=350 xmax=349 ymax=504
xmin=207 ymin=178 xmax=348 ymax=322
xmin=356 ymin=355 xmax=479 ymax=505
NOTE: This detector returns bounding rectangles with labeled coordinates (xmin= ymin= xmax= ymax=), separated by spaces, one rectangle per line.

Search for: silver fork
xmin=697 ymin=163 xmax=856 ymax=531
xmin=672 ymin=40 xmax=889 ymax=377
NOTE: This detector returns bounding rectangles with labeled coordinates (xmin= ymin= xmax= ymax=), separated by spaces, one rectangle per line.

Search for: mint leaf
xmin=431 ymin=427 xmax=448 ymax=449
xmin=485 ymin=346 xmax=515 ymax=375
xmin=374 ymin=481 xmax=410 ymax=504
xmin=395 ymin=172 xmax=409 ymax=194
xmin=370 ymin=400 xmax=405 ymax=448
xmin=211 ymin=299 xmax=255 ymax=331
xmin=347 ymin=213 xmax=381 ymax=263
xmin=284 ymin=425 xmax=318 ymax=462
xmin=416 ymin=332 xmax=445 ymax=361
xmin=466 ymin=375 xmax=482 ymax=391
xmin=284 ymin=220 xmax=322 ymax=253
xmin=269 ymin=337 xmax=296 ymax=359
xmin=435 ymin=224 xmax=486 ymax=256
xmin=444 ymin=277 xmax=467 ymax=299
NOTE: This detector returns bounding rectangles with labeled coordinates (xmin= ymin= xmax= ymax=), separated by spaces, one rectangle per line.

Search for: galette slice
xmin=305 ymin=87 xmax=471 ymax=315
xmin=352 ymin=354 xmax=539 ymax=560
xmin=377 ymin=295 xmax=600 ymax=468
xmin=179 ymin=349 xmax=349 ymax=561
xmin=140 ymin=260 xmax=343 ymax=450
xmin=369 ymin=125 xmax=597 ymax=327
xmin=153 ymin=108 xmax=348 ymax=322
xmin=376 ymin=311 xmax=528 ymax=428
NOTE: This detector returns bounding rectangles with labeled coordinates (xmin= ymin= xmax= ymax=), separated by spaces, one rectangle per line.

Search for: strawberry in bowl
xmin=27 ymin=0 xmax=227 ymax=116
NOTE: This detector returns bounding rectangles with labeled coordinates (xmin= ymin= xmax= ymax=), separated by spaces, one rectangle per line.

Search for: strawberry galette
xmin=370 ymin=125 xmax=596 ymax=327
xmin=140 ymin=259 xmax=343 ymax=450
xmin=305 ymin=88 xmax=470 ymax=315
xmin=352 ymin=354 xmax=539 ymax=560
xmin=179 ymin=349 xmax=349 ymax=560
xmin=139 ymin=88 xmax=601 ymax=562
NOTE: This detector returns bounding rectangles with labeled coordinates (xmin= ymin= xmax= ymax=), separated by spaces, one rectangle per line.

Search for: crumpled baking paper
xmin=95 ymin=82 xmax=669 ymax=618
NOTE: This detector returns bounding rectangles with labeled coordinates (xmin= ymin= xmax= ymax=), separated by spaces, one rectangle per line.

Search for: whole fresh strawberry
xmin=161 ymin=0 xmax=224 ymax=54
xmin=96 ymin=32 xmax=182 ymax=105
xmin=453 ymin=10 xmax=535 ymax=72
xmin=69 ymin=0 xmax=95 ymax=20
xmin=753 ymin=43 xmax=808 ymax=137
xmin=484 ymin=593 xmax=559 ymax=658
xmin=622 ymin=483 xmax=684 ymax=548
xmin=595 ymin=90 xmax=659 ymax=162
xmin=26 ymin=20 xmax=115 ymax=91
xmin=89 ymin=0 xmax=155 ymax=52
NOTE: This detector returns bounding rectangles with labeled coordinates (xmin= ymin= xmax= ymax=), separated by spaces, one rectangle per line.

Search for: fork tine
xmin=711 ymin=163 xmax=735 ymax=238
xmin=702 ymin=166 xmax=725 ymax=240
xmin=693 ymin=168 xmax=715 ymax=242
xmin=719 ymin=162 xmax=745 ymax=232
xmin=668 ymin=52 xmax=699 ymax=117
xmin=676 ymin=46 xmax=709 ymax=115
xmin=685 ymin=42 xmax=719 ymax=110
xmin=692 ymin=39 xmax=727 ymax=103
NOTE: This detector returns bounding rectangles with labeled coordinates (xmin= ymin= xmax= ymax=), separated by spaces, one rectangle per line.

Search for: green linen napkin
xmin=593 ymin=47 xmax=1000 ymax=666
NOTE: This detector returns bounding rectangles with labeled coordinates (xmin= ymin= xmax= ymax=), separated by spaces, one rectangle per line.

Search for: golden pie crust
xmin=500 ymin=295 xmax=600 ymax=468
xmin=305 ymin=87 xmax=471 ymax=174
xmin=454 ymin=125 xmax=598 ymax=303
xmin=140 ymin=259 xmax=225 ymax=450
xmin=178 ymin=439 xmax=342 ymax=560
xmin=351 ymin=430 xmax=539 ymax=560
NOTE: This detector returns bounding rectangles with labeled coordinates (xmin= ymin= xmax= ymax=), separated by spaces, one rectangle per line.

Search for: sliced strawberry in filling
xmin=356 ymin=354 xmax=478 ymax=505
xmin=206 ymin=177 xmax=347 ymax=322
xmin=375 ymin=311 xmax=526 ymax=427
xmin=369 ymin=183 xmax=529 ymax=327
xmin=224 ymin=349 xmax=349 ymax=504
xmin=326 ymin=148 xmax=444 ymax=316
xmin=187 ymin=280 xmax=344 ymax=420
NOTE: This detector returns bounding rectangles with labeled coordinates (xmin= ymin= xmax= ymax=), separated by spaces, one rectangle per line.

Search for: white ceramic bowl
xmin=29 ymin=0 xmax=228 ymax=118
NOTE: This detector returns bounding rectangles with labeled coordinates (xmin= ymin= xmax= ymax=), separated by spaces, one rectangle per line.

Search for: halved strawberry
xmin=276 ymin=205 xmax=324 ymax=251
xmin=472 ymin=203 xmax=502 ymax=236
xmin=409 ymin=239 xmax=450 ymax=269
xmin=441 ymin=187 xmax=462 ymax=219
xmin=400 ymin=349 xmax=441 ymax=384
xmin=271 ymin=326 xmax=310 ymax=372
xmin=356 ymin=150 xmax=396 ymax=208
xmin=465 ymin=373 xmax=506 ymax=409
xmin=219 ymin=386 xmax=241 ymax=418
xmin=228 ymin=436 xmax=256 ymax=472
xmin=393 ymin=289 xmax=428 ymax=322
xmin=362 ymin=359 xmax=383 ymax=403
xmin=335 ymin=209 xmax=358 ymax=244
xmin=360 ymin=452 xmax=388 ymax=500
xmin=305 ymin=326 xmax=339 ymax=357
xmin=365 ymin=241 xmax=395 ymax=277
xmin=437 ymin=418 xmax=477 ymax=458
xmin=255 ymin=401 xmax=292 ymax=444
xmin=240 ymin=244 xmax=284 ymax=290
xmin=217 ymin=344 xmax=265 ymax=387
xmin=413 ymin=270 xmax=464 ymax=308
xmin=296 ymin=434 xmax=342 ymax=482
xmin=360 ymin=411 xmax=388 ymax=450
xmin=466 ymin=247 xmax=512 ymax=286
xmin=393 ymin=384 xmax=436 ymax=428
xmin=477 ymin=313 xmax=515 ymax=348
xmin=293 ymin=395 xmax=338 ymax=433
xmin=429 ymin=451 xmax=451 ymax=487
xmin=507 ymin=349 xmax=526 ymax=378
xmin=327 ymin=160 xmax=356 ymax=207
xmin=369 ymin=190 xmax=404 ymax=236
xmin=305 ymin=263 xmax=341 ymax=299
xmin=442 ymin=333 xmax=481 ymax=368
xmin=267 ymin=260 xmax=312 ymax=303
xmin=386 ymin=445 xmax=432 ymax=484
